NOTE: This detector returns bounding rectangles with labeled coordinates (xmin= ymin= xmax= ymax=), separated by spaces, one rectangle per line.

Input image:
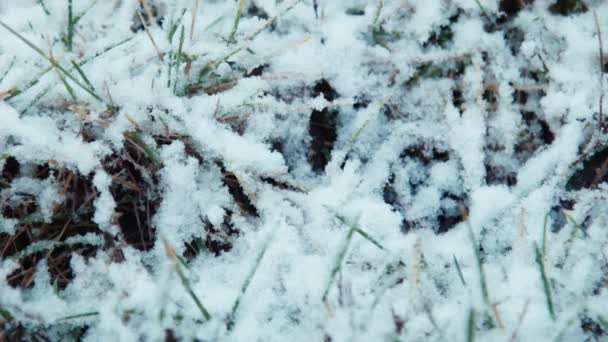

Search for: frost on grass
xmin=1 ymin=0 xmax=608 ymax=341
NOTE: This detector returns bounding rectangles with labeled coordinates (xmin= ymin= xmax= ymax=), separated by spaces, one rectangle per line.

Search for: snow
xmin=1 ymin=0 xmax=608 ymax=341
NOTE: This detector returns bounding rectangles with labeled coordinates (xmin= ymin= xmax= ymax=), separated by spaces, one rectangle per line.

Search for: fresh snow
xmin=1 ymin=0 xmax=608 ymax=341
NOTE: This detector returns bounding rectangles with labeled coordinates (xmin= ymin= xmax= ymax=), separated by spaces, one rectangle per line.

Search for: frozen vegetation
xmin=1 ymin=0 xmax=608 ymax=340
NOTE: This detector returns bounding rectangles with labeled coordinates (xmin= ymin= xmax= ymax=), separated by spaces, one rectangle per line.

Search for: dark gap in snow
xmin=260 ymin=176 xmax=305 ymax=193
xmin=485 ymin=163 xmax=517 ymax=186
xmin=580 ymin=316 xmax=605 ymax=340
xmin=2 ymin=166 xmax=105 ymax=289
xmin=504 ymin=26 xmax=525 ymax=55
xmin=218 ymin=164 xmax=259 ymax=217
xmin=549 ymin=199 xmax=574 ymax=233
xmin=6 ymin=252 xmax=41 ymax=289
xmin=203 ymin=211 xmax=239 ymax=256
xmin=1 ymin=156 xmax=19 ymax=185
xmin=47 ymin=245 xmax=97 ymax=291
xmin=566 ymin=145 xmax=608 ymax=190
xmin=499 ymin=0 xmax=529 ymax=19
xmin=246 ymin=2 xmax=269 ymax=20
xmin=548 ymin=0 xmax=588 ymax=16
xmin=103 ymin=232 xmax=125 ymax=263
xmin=514 ymin=111 xmax=554 ymax=162
xmin=483 ymin=83 xmax=498 ymax=111
xmin=245 ymin=64 xmax=268 ymax=78
xmin=1 ymin=193 xmax=37 ymax=220
xmin=353 ymin=95 xmax=370 ymax=110
xmin=104 ymin=140 xmax=161 ymax=251
xmin=308 ymin=79 xmax=339 ymax=173
xmin=165 ymin=329 xmax=179 ymax=342
xmin=0 ymin=228 xmax=32 ymax=259
xmin=130 ymin=1 xmax=165 ymax=33
xmin=345 ymin=8 xmax=365 ymax=16
xmin=513 ymin=88 xmax=528 ymax=105
xmin=400 ymin=144 xmax=450 ymax=166
xmin=423 ymin=12 xmax=459 ymax=49
xmin=33 ymin=163 xmax=51 ymax=180
xmin=383 ymin=173 xmax=411 ymax=233
xmin=452 ymin=88 xmax=465 ymax=113
xmin=436 ymin=193 xmax=465 ymax=234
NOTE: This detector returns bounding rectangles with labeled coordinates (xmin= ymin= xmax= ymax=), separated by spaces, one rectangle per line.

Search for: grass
xmin=453 ymin=254 xmax=467 ymax=286
xmin=1 ymin=0 xmax=606 ymax=340
xmin=0 ymin=21 xmax=104 ymax=103
xmin=228 ymin=0 xmax=246 ymax=43
xmin=534 ymin=243 xmax=556 ymax=320
xmin=164 ymin=240 xmax=211 ymax=321
xmin=322 ymin=212 xmax=385 ymax=301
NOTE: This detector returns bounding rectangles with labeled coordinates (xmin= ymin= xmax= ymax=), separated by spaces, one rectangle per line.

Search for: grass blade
xmin=453 ymin=254 xmax=467 ymax=286
xmin=322 ymin=228 xmax=354 ymax=301
xmin=6 ymin=37 xmax=131 ymax=103
xmin=57 ymin=312 xmax=99 ymax=321
xmin=534 ymin=243 xmax=555 ymax=320
xmin=467 ymin=308 xmax=476 ymax=342
xmin=53 ymin=65 xmax=77 ymax=100
xmin=0 ymin=307 xmax=14 ymax=322
xmin=67 ymin=0 xmax=74 ymax=51
xmin=227 ymin=231 xmax=273 ymax=329
xmin=128 ymin=132 xmax=161 ymax=168
xmin=173 ymin=25 xmax=185 ymax=93
xmin=228 ymin=0 xmax=246 ymax=43
xmin=71 ymin=60 xmax=95 ymax=91
xmin=37 ymin=0 xmax=50 ymax=15
xmin=164 ymin=240 xmax=211 ymax=321
xmin=0 ymin=20 xmax=104 ymax=103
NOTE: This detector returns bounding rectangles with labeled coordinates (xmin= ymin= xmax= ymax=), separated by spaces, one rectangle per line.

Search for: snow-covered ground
xmin=1 ymin=0 xmax=608 ymax=340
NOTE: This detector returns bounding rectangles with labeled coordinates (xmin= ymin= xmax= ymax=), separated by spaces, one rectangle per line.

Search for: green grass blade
xmin=164 ymin=240 xmax=211 ymax=321
xmin=323 ymin=229 xmax=354 ymax=300
xmin=71 ymin=60 xmax=95 ymax=91
xmin=562 ymin=210 xmax=589 ymax=238
xmin=373 ymin=0 xmax=383 ymax=26
xmin=71 ymin=0 xmax=99 ymax=27
xmin=228 ymin=0 xmax=246 ymax=43
xmin=0 ymin=20 xmax=104 ymax=103
xmin=228 ymin=232 xmax=272 ymax=327
xmin=37 ymin=0 xmax=50 ymax=15
xmin=57 ymin=311 xmax=99 ymax=321
xmin=542 ymin=212 xmax=549 ymax=256
xmin=67 ymin=0 xmax=74 ymax=51
xmin=173 ymin=25 xmax=185 ymax=93
xmin=0 ymin=56 xmax=16 ymax=84
xmin=467 ymin=308 xmax=476 ymax=342
xmin=534 ymin=243 xmax=555 ymax=320
xmin=453 ymin=254 xmax=467 ymax=286
xmin=53 ymin=65 xmax=77 ymax=100
xmin=0 ymin=307 xmax=14 ymax=322
xmin=466 ymin=220 xmax=489 ymax=304
xmin=129 ymin=132 xmax=161 ymax=168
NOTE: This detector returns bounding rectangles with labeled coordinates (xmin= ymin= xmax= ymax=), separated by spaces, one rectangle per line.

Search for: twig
xmin=137 ymin=11 xmax=164 ymax=61
xmin=190 ymin=0 xmax=200 ymax=41
xmin=140 ymin=0 xmax=157 ymax=27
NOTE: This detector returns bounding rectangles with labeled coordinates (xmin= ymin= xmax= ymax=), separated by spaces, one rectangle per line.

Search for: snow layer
xmin=1 ymin=0 xmax=608 ymax=341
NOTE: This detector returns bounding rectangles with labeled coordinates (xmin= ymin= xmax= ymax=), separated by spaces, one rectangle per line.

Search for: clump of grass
xmin=0 ymin=21 xmax=104 ymax=103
